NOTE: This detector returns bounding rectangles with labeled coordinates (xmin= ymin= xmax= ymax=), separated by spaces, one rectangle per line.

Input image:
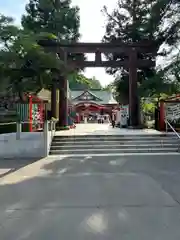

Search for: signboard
xmin=120 ymin=105 xmax=129 ymax=118
xmin=115 ymin=105 xmax=129 ymax=124
xmin=165 ymin=103 xmax=180 ymax=122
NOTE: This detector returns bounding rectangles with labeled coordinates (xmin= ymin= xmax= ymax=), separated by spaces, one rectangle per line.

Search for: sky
xmin=0 ymin=0 xmax=118 ymax=87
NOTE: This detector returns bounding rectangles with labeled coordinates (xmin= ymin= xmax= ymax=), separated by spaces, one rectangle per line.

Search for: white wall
xmin=0 ymin=132 xmax=45 ymax=159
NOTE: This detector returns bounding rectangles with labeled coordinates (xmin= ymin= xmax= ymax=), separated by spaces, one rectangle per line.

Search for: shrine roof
xmin=70 ymin=89 xmax=117 ymax=105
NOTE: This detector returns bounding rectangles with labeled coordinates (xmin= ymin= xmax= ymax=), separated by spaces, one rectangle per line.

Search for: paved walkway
xmin=0 ymin=125 xmax=180 ymax=239
xmin=56 ymin=123 xmax=162 ymax=136
xmin=0 ymin=154 xmax=180 ymax=239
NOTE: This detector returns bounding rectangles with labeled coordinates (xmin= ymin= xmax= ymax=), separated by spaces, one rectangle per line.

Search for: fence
xmin=0 ymin=94 xmax=45 ymax=132
xmin=16 ymin=101 xmax=45 ymax=132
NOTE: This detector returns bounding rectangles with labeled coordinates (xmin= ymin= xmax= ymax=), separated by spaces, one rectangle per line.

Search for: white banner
xmin=166 ymin=103 xmax=180 ymax=121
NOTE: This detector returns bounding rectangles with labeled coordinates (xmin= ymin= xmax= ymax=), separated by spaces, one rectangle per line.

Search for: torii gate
xmin=38 ymin=40 xmax=156 ymax=129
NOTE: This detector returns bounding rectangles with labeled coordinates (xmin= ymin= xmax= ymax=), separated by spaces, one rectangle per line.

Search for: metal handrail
xmin=0 ymin=121 xmax=45 ymax=126
xmin=0 ymin=122 xmax=17 ymax=126
xmin=165 ymin=119 xmax=180 ymax=139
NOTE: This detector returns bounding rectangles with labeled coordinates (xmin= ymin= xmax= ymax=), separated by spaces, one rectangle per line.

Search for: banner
xmin=166 ymin=103 xmax=180 ymax=122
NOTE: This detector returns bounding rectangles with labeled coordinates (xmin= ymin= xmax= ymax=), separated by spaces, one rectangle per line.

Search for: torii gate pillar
xmin=129 ymin=48 xmax=140 ymax=127
xmin=57 ymin=76 xmax=69 ymax=130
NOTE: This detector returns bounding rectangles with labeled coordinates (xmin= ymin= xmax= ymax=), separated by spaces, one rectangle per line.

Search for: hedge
xmin=0 ymin=122 xmax=30 ymax=134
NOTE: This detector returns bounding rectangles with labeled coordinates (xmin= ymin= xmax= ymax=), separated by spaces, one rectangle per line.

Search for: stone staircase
xmin=49 ymin=134 xmax=180 ymax=155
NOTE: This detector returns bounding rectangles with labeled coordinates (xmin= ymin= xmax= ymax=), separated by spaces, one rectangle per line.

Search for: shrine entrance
xmin=75 ymin=102 xmax=108 ymax=123
xmin=71 ymin=89 xmax=117 ymax=124
xmin=38 ymin=40 xmax=156 ymax=129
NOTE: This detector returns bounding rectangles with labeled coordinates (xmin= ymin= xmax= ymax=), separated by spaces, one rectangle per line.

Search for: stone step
xmin=53 ymin=136 xmax=177 ymax=142
xmin=54 ymin=135 xmax=170 ymax=139
xmin=52 ymin=139 xmax=178 ymax=146
xmin=50 ymin=143 xmax=179 ymax=150
xmin=50 ymin=133 xmax=179 ymax=155
xmin=49 ymin=147 xmax=178 ymax=155
xmin=54 ymin=133 xmax=170 ymax=138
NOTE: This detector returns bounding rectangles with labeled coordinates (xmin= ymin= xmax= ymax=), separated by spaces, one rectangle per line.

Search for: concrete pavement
xmin=0 ymin=154 xmax=180 ymax=239
xmin=55 ymin=123 xmax=163 ymax=136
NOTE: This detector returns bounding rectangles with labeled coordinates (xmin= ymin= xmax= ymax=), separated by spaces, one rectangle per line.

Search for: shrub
xmin=0 ymin=122 xmax=30 ymax=134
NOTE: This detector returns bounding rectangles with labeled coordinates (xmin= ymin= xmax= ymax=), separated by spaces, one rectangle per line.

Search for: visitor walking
xmin=112 ymin=113 xmax=115 ymax=128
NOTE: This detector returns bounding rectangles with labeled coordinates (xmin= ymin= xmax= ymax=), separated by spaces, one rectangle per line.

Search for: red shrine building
xmin=70 ymin=89 xmax=118 ymax=122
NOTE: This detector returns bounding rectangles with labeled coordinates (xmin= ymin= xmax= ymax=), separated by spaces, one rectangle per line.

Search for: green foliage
xmin=0 ymin=0 xmax=82 ymax=99
xmin=103 ymin=84 xmax=113 ymax=91
xmin=68 ymin=73 xmax=102 ymax=90
xmin=22 ymin=0 xmax=80 ymax=41
xmin=0 ymin=19 xmax=62 ymax=98
xmin=89 ymin=76 xmax=102 ymax=89
xmin=0 ymin=123 xmax=30 ymax=134
xmin=142 ymin=102 xmax=155 ymax=113
xmin=102 ymin=0 xmax=180 ymax=100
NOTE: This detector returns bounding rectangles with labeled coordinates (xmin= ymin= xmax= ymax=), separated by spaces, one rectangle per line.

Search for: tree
xmin=0 ymin=0 xmax=83 ymax=99
xmin=21 ymin=0 xmax=84 ymax=90
xmin=89 ymin=76 xmax=102 ymax=89
xmin=22 ymin=0 xmax=80 ymax=41
xmin=102 ymin=0 xmax=180 ymax=100
xmin=103 ymin=84 xmax=112 ymax=91
xmin=68 ymin=73 xmax=102 ymax=90
xmin=0 ymin=14 xmax=62 ymax=99
xmin=161 ymin=53 xmax=180 ymax=84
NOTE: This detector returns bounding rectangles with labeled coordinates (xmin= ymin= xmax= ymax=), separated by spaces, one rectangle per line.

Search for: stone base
xmin=128 ymin=125 xmax=144 ymax=129
xmin=56 ymin=125 xmax=70 ymax=131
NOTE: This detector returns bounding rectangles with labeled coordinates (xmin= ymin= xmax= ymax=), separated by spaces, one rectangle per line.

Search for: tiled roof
xmin=36 ymin=88 xmax=117 ymax=105
xmin=71 ymin=90 xmax=117 ymax=105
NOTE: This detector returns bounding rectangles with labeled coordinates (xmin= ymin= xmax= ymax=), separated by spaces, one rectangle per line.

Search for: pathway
xmin=0 ymin=124 xmax=180 ymax=239
xmin=55 ymin=123 xmax=162 ymax=136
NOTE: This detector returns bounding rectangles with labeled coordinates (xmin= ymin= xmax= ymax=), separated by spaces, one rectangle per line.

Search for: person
xmin=97 ymin=115 xmax=100 ymax=123
xmin=112 ymin=113 xmax=115 ymax=128
xmin=101 ymin=115 xmax=104 ymax=124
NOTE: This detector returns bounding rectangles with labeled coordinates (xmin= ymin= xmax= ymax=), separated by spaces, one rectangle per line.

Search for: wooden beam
xmin=68 ymin=60 xmax=155 ymax=68
xmin=38 ymin=40 xmax=156 ymax=54
xmin=59 ymin=42 xmax=155 ymax=52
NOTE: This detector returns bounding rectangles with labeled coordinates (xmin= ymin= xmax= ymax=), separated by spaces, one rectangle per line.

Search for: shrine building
xmin=70 ymin=89 xmax=118 ymax=120
xmin=36 ymin=87 xmax=118 ymax=123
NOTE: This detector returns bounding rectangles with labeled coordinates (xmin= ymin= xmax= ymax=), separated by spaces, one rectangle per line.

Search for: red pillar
xmin=39 ymin=101 xmax=43 ymax=129
xmin=159 ymin=101 xmax=165 ymax=131
xmin=29 ymin=95 xmax=33 ymax=132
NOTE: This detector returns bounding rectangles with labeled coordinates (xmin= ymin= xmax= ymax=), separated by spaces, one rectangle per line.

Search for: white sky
xmin=0 ymin=0 xmax=118 ymax=87
xmin=72 ymin=0 xmax=117 ymax=86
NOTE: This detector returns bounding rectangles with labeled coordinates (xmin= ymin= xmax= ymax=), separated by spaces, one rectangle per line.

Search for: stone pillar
xmin=58 ymin=76 xmax=69 ymax=130
xmin=129 ymin=48 xmax=140 ymax=127
xmin=51 ymin=81 xmax=57 ymax=118
xmin=84 ymin=116 xmax=87 ymax=124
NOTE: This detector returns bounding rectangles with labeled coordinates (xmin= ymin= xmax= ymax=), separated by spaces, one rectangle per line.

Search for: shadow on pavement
xmin=0 ymin=158 xmax=40 ymax=178
xmin=0 ymin=155 xmax=180 ymax=239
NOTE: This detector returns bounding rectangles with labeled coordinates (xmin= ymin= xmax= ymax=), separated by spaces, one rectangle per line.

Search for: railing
xmin=0 ymin=120 xmax=57 ymax=157
xmin=165 ymin=119 xmax=180 ymax=152
xmin=165 ymin=119 xmax=180 ymax=139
